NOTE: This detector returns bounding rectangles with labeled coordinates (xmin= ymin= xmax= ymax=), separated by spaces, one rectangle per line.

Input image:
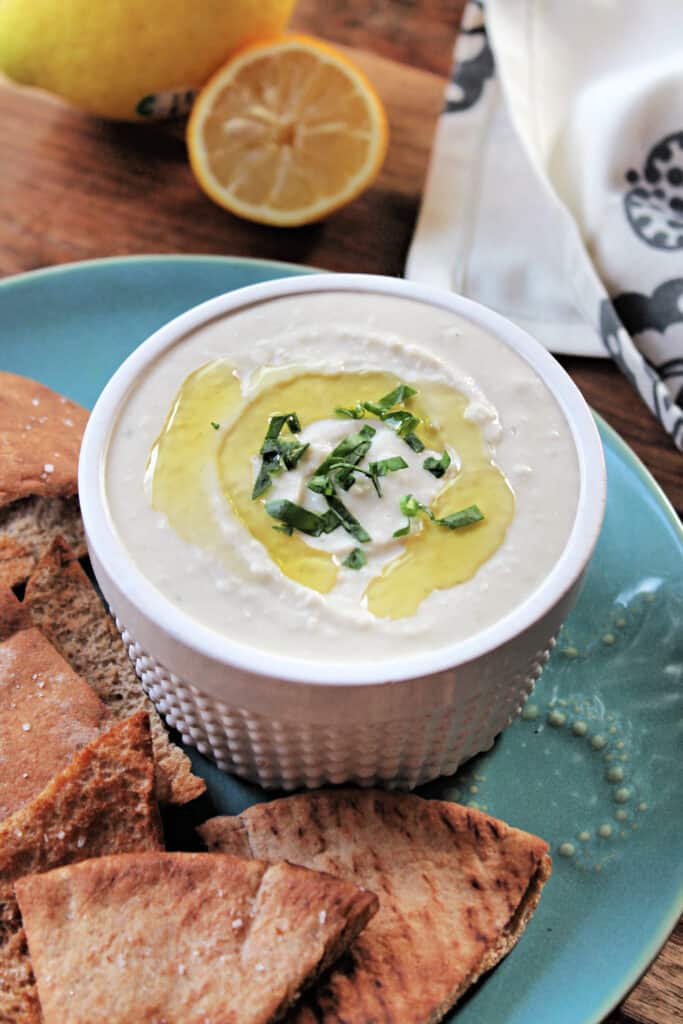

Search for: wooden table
xmin=0 ymin=2 xmax=680 ymax=1021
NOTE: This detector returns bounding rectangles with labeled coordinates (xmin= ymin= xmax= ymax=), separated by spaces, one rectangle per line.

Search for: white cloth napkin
xmin=406 ymin=0 xmax=683 ymax=450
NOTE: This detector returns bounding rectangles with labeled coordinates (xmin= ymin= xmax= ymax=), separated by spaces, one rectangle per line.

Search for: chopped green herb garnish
xmin=265 ymin=499 xmax=338 ymax=537
xmin=335 ymin=383 xmax=426 ymax=452
xmin=382 ymin=410 xmax=420 ymax=436
xmin=335 ymin=405 xmax=365 ymax=419
xmin=277 ymin=439 xmax=310 ymax=470
xmin=313 ymin=425 xmax=376 ymax=487
xmin=375 ymin=383 xmax=417 ymax=408
xmin=256 ymin=388 xmax=467 ymax=550
xmin=266 ymin=412 xmax=301 ymax=439
xmin=369 ymin=456 xmax=409 ymax=476
xmin=325 ymin=494 xmax=372 ymax=543
xmin=272 ymin=523 xmax=294 ymax=535
xmin=252 ymin=412 xmax=306 ymax=499
xmin=342 ymin=547 xmax=367 ymax=570
xmin=308 ymin=473 xmax=336 ymax=496
xmin=394 ymin=494 xmax=484 ymax=538
xmin=437 ymin=505 xmax=484 ymax=529
xmin=378 ymin=409 xmax=425 ymax=452
xmin=319 ymin=509 xmax=342 ymax=533
xmin=366 ymin=456 xmax=408 ymax=497
xmin=360 ymin=400 xmax=385 ymax=417
xmin=252 ymin=461 xmax=276 ymax=500
xmin=210 ymin=421 xmax=220 ymax=430
xmin=399 ymin=494 xmax=422 ymax=518
xmin=403 ymin=432 xmax=425 ymax=453
xmin=368 ymin=454 xmax=405 ymax=473
xmin=423 ymin=450 xmax=451 ymax=478
xmin=310 ymin=455 xmax=407 ymax=500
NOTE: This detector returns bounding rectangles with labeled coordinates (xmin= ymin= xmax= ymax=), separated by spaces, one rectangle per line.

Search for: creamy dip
xmin=106 ymin=291 xmax=579 ymax=661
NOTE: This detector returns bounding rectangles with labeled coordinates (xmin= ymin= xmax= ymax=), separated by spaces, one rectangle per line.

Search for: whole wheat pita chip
xmin=0 ymin=372 xmax=88 ymax=588
xmin=200 ymin=790 xmax=551 ymax=1024
xmin=0 ymin=627 xmax=111 ymax=821
xmin=0 ymin=711 xmax=163 ymax=1024
xmin=0 ymin=588 xmax=31 ymax=642
xmin=0 ymin=495 xmax=86 ymax=590
xmin=0 ymin=372 xmax=88 ymax=507
xmin=24 ymin=537 xmax=205 ymax=806
xmin=15 ymin=852 xmax=378 ymax=1024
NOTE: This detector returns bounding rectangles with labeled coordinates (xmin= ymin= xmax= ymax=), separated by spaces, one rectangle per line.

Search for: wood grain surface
xmin=0 ymin=2 xmax=680 ymax=1021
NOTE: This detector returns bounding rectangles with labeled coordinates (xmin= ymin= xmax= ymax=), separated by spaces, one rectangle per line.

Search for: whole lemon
xmin=0 ymin=0 xmax=296 ymax=120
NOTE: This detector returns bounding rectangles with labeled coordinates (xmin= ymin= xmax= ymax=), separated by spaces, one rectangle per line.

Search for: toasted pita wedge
xmin=24 ymin=537 xmax=204 ymax=806
xmin=0 ymin=372 xmax=89 ymax=587
xmin=0 ymin=495 xmax=86 ymax=590
xmin=0 ymin=627 xmax=111 ymax=821
xmin=200 ymin=790 xmax=551 ymax=1024
xmin=15 ymin=852 xmax=378 ymax=1024
xmin=0 ymin=372 xmax=88 ymax=507
xmin=0 ymin=712 xmax=163 ymax=1024
xmin=0 ymin=587 xmax=31 ymax=641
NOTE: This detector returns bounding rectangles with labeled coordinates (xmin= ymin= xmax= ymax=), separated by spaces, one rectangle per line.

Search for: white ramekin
xmin=79 ymin=274 xmax=606 ymax=790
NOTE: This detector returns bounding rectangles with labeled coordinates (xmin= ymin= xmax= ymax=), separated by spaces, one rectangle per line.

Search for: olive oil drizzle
xmin=147 ymin=363 xmax=515 ymax=620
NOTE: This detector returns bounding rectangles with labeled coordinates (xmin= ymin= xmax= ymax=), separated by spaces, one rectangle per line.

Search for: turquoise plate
xmin=2 ymin=256 xmax=681 ymax=1023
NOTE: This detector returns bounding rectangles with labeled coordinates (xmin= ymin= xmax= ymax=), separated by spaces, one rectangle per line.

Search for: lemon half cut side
xmin=187 ymin=35 xmax=389 ymax=227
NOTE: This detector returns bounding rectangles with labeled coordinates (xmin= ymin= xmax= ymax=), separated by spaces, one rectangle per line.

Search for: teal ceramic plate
xmin=2 ymin=256 xmax=681 ymax=1023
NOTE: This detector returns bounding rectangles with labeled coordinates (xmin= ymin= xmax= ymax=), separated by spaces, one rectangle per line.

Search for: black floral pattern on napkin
xmin=444 ymin=1 xmax=494 ymax=113
xmin=624 ymin=131 xmax=683 ymax=250
xmin=600 ymin=292 xmax=683 ymax=450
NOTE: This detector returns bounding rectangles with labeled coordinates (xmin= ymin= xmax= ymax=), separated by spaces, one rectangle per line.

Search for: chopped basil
xmin=310 ymin=454 xmax=407 ymax=501
xmin=255 ymin=390 xmax=471 ymax=553
xmin=380 ymin=410 xmax=419 ymax=436
xmin=377 ymin=409 xmax=425 ymax=452
xmin=252 ymin=462 xmax=275 ymax=500
xmin=325 ymin=494 xmax=372 ymax=543
xmin=210 ymin=421 xmax=220 ymax=430
xmin=375 ymin=383 xmax=417 ymax=408
xmin=252 ymin=412 xmax=306 ymax=499
xmin=399 ymin=493 xmax=422 ymax=518
xmin=342 ymin=547 xmax=367 ymax=570
xmin=394 ymin=494 xmax=484 ymax=538
xmin=277 ymin=439 xmax=310 ymax=470
xmin=423 ymin=450 xmax=451 ymax=478
xmin=363 ymin=455 xmax=407 ymax=497
xmin=313 ymin=425 xmax=376 ymax=488
xmin=265 ymin=499 xmax=340 ymax=537
xmin=319 ymin=509 xmax=342 ymax=533
xmin=266 ymin=412 xmax=301 ymax=439
xmin=335 ymin=405 xmax=364 ymax=419
xmin=308 ymin=473 xmax=336 ymax=496
xmin=360 ymin=400 xmax=385 ymax=417
xmin=437 ymin=505 xmax=484 ymax=529
xmin=404 ymin=432 xmax=425 ymax=453
xmin=369 ymin=456 xmax=408 ymax=476
xmin=335 ymin=383 xmax=426 ymax=453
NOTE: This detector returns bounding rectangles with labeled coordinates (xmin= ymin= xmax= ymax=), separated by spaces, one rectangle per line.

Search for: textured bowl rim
xmin=79 ymin=273 xmax=606 ymax=686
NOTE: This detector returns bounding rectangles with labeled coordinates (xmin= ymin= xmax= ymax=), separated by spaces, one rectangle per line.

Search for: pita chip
xmin=24 ymin=537 xmax=205 ymax=806
xmin=0 ymin=588 xmax=31 ymax=642
xmin=0 ymin=372 xmax=88 ymax=588
xmin=15 ymin=852 xmax=378 ymax=1024
xmin=0 ymin=627 xmax=111 ymax=821
xmin=0 ymin=712 xmax=163 ymax=1024
xmin=200 ymin=789 xmax=551 ymax=1024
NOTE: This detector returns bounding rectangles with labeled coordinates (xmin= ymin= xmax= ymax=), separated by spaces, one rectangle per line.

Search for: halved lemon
xmin=187 ymin=34 xmax=389 ymax=227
